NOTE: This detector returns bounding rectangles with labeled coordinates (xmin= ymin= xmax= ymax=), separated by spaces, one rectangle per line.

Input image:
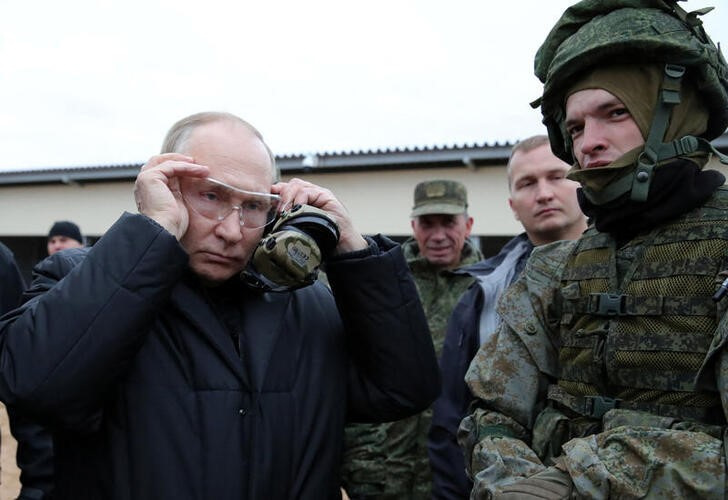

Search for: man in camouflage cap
xmin=460 ymin=1 xmax=728 ymax=498
xmin=342 ymin=179 xmax=483 ymax=499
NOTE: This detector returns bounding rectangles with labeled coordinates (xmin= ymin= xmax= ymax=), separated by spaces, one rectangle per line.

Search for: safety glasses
xmin=180 ymin=177 xmax=280 ymax=229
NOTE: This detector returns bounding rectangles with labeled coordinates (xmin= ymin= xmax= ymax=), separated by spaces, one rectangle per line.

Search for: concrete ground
xmin=0 ymin=403 xmax=20 ymax=499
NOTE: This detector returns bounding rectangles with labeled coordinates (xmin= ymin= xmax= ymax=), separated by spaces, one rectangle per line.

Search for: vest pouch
xmin=558 ymin=282 xmax=581 ymax=329
xmin=532 ymin=407 xmax=569 ymax=465
xmin=531 ymin=406 xmax=600 ymax=465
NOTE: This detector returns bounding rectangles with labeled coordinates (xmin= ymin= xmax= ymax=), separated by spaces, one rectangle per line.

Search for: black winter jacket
xmin=0 ymin=213 xmax=439 ymax=500
xmin=0 ymin=242 xmax=24 ymax=315
xmin=6 ymin=247 xmax=92 ymax=500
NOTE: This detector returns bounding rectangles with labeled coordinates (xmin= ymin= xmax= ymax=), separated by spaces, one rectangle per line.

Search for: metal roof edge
xmin=0 ymin=142 xmax=514 ymax=186
xmin=0 ymin=165 xmax=143 ymax=186
xmin=276 ymin=143 xmax=514 ymax=172
xmin=1 ymin=133 xmax=726 ymax=186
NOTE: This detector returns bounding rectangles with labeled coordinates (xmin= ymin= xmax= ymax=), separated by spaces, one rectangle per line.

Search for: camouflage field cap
xmin=533 ymin=0 xmax=728 ymax=164
xmin=411 ymin=179 xmax=468 ymax=217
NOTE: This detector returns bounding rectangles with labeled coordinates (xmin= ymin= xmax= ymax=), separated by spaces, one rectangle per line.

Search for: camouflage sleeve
xmin=457 ymin=242 xmax=573 ymax=497
xmin=557 ymin=410 xmax=725 ymax=497
xmin=465 ymin=282 xmax=552 ymax=424
xmin=717 ymin=322 xmax=728 ymax=423
xmin=457 ymin=312 xmax=549 ymax=497
xmin=698 ymin=293 xmax=728 ymax=419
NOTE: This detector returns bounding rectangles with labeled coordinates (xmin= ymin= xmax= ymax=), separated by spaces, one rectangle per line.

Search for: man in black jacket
xmin=0 ymin=243 xmax=26 ymax=495
xmin=0 ymin=111 xmax=439 ymax=499
xmin=6 ymin=249 xmax=92 ymax=500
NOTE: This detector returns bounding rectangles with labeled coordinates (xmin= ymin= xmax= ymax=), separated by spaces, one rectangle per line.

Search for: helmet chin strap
xmin=630 ymin=64 xmax=685 ymax=202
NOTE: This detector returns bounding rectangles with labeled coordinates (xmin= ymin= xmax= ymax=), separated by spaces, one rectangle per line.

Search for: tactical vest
xmin=549 ymin=187 xmax=728 ymax=425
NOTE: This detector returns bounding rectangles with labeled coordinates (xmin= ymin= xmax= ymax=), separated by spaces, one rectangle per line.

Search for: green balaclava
xmin=565 ymin=62 xmax=710 ymax=201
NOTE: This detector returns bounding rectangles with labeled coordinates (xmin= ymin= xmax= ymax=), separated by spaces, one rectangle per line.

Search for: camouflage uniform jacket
xmin=342 ymin=238 xmax=483 ymax=499
xmin=402 ymin=237 xmax=485 ymax=358
xmin=429 ymin=233 xmax=533 ymax=499
xmin=460 ymin=187 xmax=728 ymax=499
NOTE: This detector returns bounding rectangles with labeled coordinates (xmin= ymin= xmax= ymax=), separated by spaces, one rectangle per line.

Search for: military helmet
xmin=534 ymin=0 xmax=728 ymax=165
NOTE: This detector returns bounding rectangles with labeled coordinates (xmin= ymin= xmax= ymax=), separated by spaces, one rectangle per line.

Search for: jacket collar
xmin=402 ymin=238 xmax=484 ymax=274
xmin=455 ymin=233 xmax=533 ymax=277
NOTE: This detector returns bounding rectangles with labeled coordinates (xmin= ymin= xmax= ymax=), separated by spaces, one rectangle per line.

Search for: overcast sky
xmin=1 ymin=0 xmax=726 ymax=171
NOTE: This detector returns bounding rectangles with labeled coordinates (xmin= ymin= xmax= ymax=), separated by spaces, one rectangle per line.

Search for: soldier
xmin=343 ymin=179 xmax=483 ymax=499
xmin=459 ymin=1 xmax=728 ymax=498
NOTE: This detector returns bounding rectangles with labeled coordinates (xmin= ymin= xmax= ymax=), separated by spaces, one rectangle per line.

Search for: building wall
xmin=0 ymin=182 xmax=137 ymax=237
xmin=2 ymin=156 xmax=728 ymax=279
xmin=0 ymin=164 xmax=521 ymax=239
xmin=4 ymin=158 xmax=728 ymax=238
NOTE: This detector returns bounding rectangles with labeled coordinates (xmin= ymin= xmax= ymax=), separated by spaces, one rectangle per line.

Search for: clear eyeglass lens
xmin=181 ymin=178 xmax=280 ymax=229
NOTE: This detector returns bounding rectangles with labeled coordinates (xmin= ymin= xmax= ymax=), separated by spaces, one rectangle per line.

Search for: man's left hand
xmin=271 ymin=178 xmax=368 ymax=254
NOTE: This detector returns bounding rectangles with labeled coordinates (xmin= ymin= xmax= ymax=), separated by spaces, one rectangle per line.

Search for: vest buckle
xmin=590 ymin=293 xmax=626 ymax=316
xmin=584 ymin=395 xmax=621 ymax=419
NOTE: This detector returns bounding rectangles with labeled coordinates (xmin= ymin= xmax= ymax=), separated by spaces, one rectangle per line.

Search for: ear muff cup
xmin=241 ymin=204 xmax=340 ymax=292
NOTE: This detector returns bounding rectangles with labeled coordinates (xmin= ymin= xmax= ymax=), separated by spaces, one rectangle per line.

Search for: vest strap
xmin=563 ymin=293 xmax=716 ymax=317
xmin=547 ymin=384 xmax=720 ymax=423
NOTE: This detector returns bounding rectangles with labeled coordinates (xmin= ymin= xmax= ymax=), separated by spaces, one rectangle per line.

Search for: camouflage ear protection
xmin=240 ymin=204 xmax=340 ymax=292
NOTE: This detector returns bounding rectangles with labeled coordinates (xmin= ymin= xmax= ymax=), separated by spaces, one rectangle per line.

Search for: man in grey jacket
xmin=429 ymin=135 xmax=586 ymax=499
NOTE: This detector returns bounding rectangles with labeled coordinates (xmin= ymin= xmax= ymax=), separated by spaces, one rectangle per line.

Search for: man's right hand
xmin=133 ymin=153 xmax=209 ymax=239
xmin=493 ymin=466 xmax=573 ymax=499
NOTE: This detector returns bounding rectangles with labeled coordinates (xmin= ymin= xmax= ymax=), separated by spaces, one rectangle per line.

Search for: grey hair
xmin=160 ymin=111 xmax=279 ymax=181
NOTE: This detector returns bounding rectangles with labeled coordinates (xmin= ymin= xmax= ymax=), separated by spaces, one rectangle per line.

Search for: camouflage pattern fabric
xmin=560 ymin=416 xmax=725 ymax=498
xmin=342 ymin=239 xmax=483 ymax=499
xmin=402 ymin=238 xmax=484 ymax=358
xmin=458 ymin=241 xmax=573 ymax=498
xmin=550 ymin=195 xmax=728 ymax=415
xmin=459 ymin=192 xmax=728 ymax=498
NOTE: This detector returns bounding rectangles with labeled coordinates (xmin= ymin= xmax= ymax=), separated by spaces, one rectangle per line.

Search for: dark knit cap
xmin=48 ymin=221 xmax=83 ymax=243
